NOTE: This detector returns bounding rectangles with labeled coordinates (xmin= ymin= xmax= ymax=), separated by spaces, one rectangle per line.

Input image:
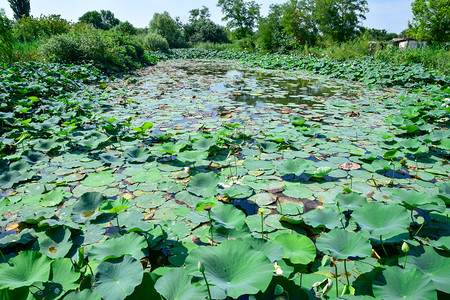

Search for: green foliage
xmin=41 ymin=27 xmax=148 ymax=71
xmin=13 ymin=14 xmax=71 ymax=42
xmin=149 ymin=11 xmax=186 ymax=48
xmin=7 ymin=0 xmax=29 ymax=20
xmin=113 ymin=21 xmax=137 ymax=36
xmin=0 ymin=10 xmax=14 ymax=63
xmin=142 ymin=32 xmax=169 ymax=52
xmin=218 ymin=0 xmax=261 ymax=39
xmin=408 ymin=0 xmax=450 ymax=42
xmin=364 ymin=28 xmax=399 ymax=41
xmin=78 ymin=10 xmax=120 ymax=30
xmin=184 ymin=7 xmax=228 ymax=44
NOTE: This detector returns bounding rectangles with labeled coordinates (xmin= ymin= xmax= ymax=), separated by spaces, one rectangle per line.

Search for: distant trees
xmin=149 ymin=12 xmax=186 ymax=48
xmin=183 ymin=6 xmax=228 ymax=44
xmin=217 ymin=0 xmax=260 ymax=39
xmin=7 ymin=0 xmax=30 ymax=20
xmin=408 ymin=0 xmax=449 ymax=42
xmin=79 ymin=10 xmax=120 ymax=30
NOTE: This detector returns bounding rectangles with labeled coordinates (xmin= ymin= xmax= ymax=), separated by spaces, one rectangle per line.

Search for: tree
xmin=217 ymin=0 xmax=261 ymax=39
xmin=184 ymin=6 xmax=228 ymax=44
xmin=280 ymin=0 xmax=318 ymax=45
xmin=313 ymin=0 xmax=368 ymax=42
xmin=79 ymin=10 xmax=120 ymax=30
xmin=408 ymin=0 xmax=449 ymax=42
xmin=7 ymin=0 xmax=30 ymax=20
xmin=149 ymin=12 xmax=186 ymax=48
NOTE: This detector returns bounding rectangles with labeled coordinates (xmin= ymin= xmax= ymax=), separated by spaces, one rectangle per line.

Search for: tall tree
xmin=217 ymin=0 xmax=260 ymax=39
xmin=79 ymin=10 xmax=119 ymax=30
xmin=149 ymin=12 xmax=186 ymax=48
xmin=281 ymin=0 xmax=318 ymax=45
xmin=408 ymin=0 xmax=449 ymax=42
xmin=184 ymin=6 xmax=228 ymax=44
xmin=7 ymin=0 xmax=30 ymax=20
xmin=313 ymin=0 xmax=368 ymax=42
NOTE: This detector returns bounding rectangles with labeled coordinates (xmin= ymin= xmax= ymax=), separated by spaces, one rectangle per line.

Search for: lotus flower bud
xmin=401 ymin=242 xmax=409 ymax=253
xmin=198 ymin=261 xmax=205 ymax=272
xmin=204 ymin=205 xmax=212 ymax=211
xmin=258 ymin=207 xmax=265 ymax=215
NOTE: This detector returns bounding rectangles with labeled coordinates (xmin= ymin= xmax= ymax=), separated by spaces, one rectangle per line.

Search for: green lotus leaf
xmin=277 ymin=202 xmax=303 ymax=215
xmin=302 ymin=208 xmax=343 ymax=229
xmin=282 ymin=183 xmax=313 ymax=199
xmin=133 ymin=121 xmax=153 ymax=132
xmin=177 ymin=150 xmax=208 ymax=163
xmin=218 ymin=184 xmax=254 ymax=199
xmin=99 ymin=152 xmax=124 ymax=167
xmin=35 ymin=226 xmax=72 ymax=259
xmin=64 ymin=289 xmax=102 ymax=300
xmin=372 ymin=266 xmax=436 ymax=300
xmin=335 ymin=192 xmax=367 ymax=210
xmin=248 ymin=193 xmax=277 ymax=206
xmin=130 ymin=167 xmax=162 ymax=183
xmin=93 ymin=256 xmax=143 ymax=300
xmin=0 ymin=171 xmax=21 ymax=189
xmin=391 ymin=189 xmax=445 ymax=212
xmin=71 ymin=192 xmax=105 ymax=223
xmin=259 ymin=141 xmax=279 ymax=153
xmin=9 ymin=160 xmax=30 ymax=174
xmin=0 ymin=228 xmax=36 ymax=248
xmin=50 ymin=258 xmax=81 ymax=291
xmin=101 ymin=196 xmax=130 ymax=214
xmin=243 ymin=238 xmax=284 ymax=263
xmin=0 ymin=250 xmax=51 ymax=289
xmin=405 ymin=245 xmax=450 ymax=293
xmin=243 ymin=159 xmax=274 ymax=171
xmin=275 ymin=233 xmax=316 ymax=265
xmin=310 ymin=166 xmax=333 ymax=178
xmin=40 ymin=188 xmax=68 ymax=207
xmin=290 ymin=115 xmax=306 ymax=126
xmin=160 ymin=141 xmax=187 ymax=154
xmin=155 ymin=268 xmax=208 ymax=300
xmin=187 ymin=172 xmax=220 ymax=197
xmin=21 ymin=150 xmax=48 ymax=164
xmin=402 ymin=106 xmax=421 ymax=119
xmin=77 ymin=131 xmax=109 ymax=148
xmin=316 ymin=228 xmax=372 ymax=260
xmin=277 ymin=158 xmax=314 ymax=176
xmin=127 ymin=272 xmax=160 ymax=299
xmin=192 ymin=137 xmax=216 ymax=150
xmin=437 ymin=181 xmax=450 ymax=204
xmin=211 ymin=204 xmax=246 ymax=229
xmin=123 ymin=147 xmax=150 ymax=163
xmin=351 ymin=202 xmax=410 ymax=241
xmin=83 ymin=172 xmax=116 ymax=187
xmin=34 ymin=139 xmax=59 ymax=152
xmin=89 ymin=232 xmax=147 ymax=262
xmin=185 ymin=239 xmax=274 ymax=298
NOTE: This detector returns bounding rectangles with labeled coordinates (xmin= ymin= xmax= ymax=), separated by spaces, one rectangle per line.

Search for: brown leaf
xmin=339 ymin=162 xmax=361 ymax=171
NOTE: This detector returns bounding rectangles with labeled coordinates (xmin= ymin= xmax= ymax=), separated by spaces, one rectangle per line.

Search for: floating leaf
xmin=275 ymin=233 xmax=316 ymax=265
xmin=187 ymin=172 xmax=220 ymax=197
xmin=316 ymin=228 xmax=372 ymax=260
xmin=155 ymin=268 xmax=208 ymax=300
xmin=71 ymin=192 xmax=105 ymax=223
xmin=89 ymin=232 xmax=147 ymax=262
xmin=83 ymin=172 xmax=116 ymax=187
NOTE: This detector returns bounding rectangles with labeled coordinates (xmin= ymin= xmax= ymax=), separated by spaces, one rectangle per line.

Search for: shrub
xmin=13 ymin=14 xmax=70 ymax=42
xmin=0 ymin=10 xmax=14 ymax=63
xmin=149 ymin=12 xmax=187 ymax=48
xmin=41 ymin=28 xmax=148 ymax=71
xmin=113 ymin=21 xmax=137 ymax=36
xmin=142 ymin=32 xmax=169 ymax=52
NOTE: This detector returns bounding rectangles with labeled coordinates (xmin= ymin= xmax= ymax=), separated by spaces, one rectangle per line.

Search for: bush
xmin=142 ymin=32 xmax=169 ymax=52
xmin=41 ymin=28 xmax=148 ymax=71
xmin=13 ymin=14 xmax=70 ymax=42
xmin=149 ymin=12 xmax=187 ymax=48
xmin=113 ymin=21 xmax=137 ymax=36
xmin=0 ymin=10 xmax=14 ymax=63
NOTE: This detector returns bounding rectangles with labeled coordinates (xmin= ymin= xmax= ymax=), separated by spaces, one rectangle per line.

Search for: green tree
xmin=7 ymin=0 xmax=30 ymax=20
xmin=79 ymin=10 xmax=119 ymax=30
xmin=0 ymin=9 xmax=14 ymax=63
xmin=114 ymin=21 xmax=137 ymax=35
xmin=149 ymin=12 xmax=186 ymax=48
xmin=408 ymin=0 xmax=449 ymax=42
xmin=281 ymin=0 xmax=318 ymax=45
xmin=217 ymin=0 xmax=261 ymax=39
xmin=184 ymin=6 xmax=228 ymax=44
xmin=313 ymin=0 xmax=368 ymax=42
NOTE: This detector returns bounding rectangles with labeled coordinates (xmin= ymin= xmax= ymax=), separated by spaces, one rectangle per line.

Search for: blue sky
xmin=0 ymin=0 xmax=413 ymax=33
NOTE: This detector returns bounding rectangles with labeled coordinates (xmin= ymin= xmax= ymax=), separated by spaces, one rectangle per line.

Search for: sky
xmin=0 ymin=0 xmax=413 ymax=34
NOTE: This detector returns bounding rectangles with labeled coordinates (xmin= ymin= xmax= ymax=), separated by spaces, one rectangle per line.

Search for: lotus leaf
xmin=123 ymin=147 xmax=150 ymax=163
xmin=218 ymin=184 xmax=254 ymax=199
xmin=391 ymin=189 xmax=446 ymax=212
xmin=155 ymin=268 xmax=208 ymax=300
xmin=64 ymin=289 xmax=102 ymax=300
xmin=89 ymin=232 xmax=147 ymax=261
xmin=185 ymin=239 xmax=274 ymax=298
xmin=277 ymin=158 xmax=314 ymax=176
xmin=99 ymin=152 xmax=124 ymax=167
xmin=130 ymin=167 xmax=162 ymax=183
xmin=187 ymin=172 xmax=220 ymax=197
xmin=35 ymin=226 xmax=72 ymax=259
xmin=275 ymin=233 xmax=316 ymax=265
xmin=211 ymin=204 xmax=246 ymax=229
xmin=0 ymin=171 xmax=21 ymax=189
xmin=93 ymin=256 xmax=144 ymax=300
xmin=177 ymin=150 xmax=208 ymax=163
xmin=259 ymin=141 xmax=279 ymax=153
xmin=71 ymin=192 xmax=105 ymax=223
xmin=372 ymin=266 xmax=436 ymax=300
xmin=243 ymin=159 xmax=274 ymax=171
xmin=335 ymin=192 xmax=367 ymax=210
xmin=316 ymin=228 xmax=372 ymax=259
xmin=50 ymin=258 xmax=81 ymax=291
xmin=83 ymin=172 xmax=116 ymax=187
xmin=302 ymin=208 xmax=343 ymax=229
xmin=0 ymin=250 xmax=51 ymax=289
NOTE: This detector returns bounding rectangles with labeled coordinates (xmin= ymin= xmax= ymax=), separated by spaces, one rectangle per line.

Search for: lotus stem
xmin=0 ymin=249 xmax=10 ymax=265
xmin=116 ymin=213 xmax=121 ymax=231
xmin=371 ymin=176 xmax=380 ymax=190
xmin=204 ymin=207 xmax=214 ymax=244
xmin=380 ymin=235 xmax=388 ymax=257
xmin=258 ymin=207 xmax=265 ymax=239
xmin=335 ymin=264 xmax=339 ymax=297
xmin=391 ymin=160 xmax=395 ymax=185
xmin=414 ymin=222 xmax=425 ymax=236
xmin=198 ymin=262 xmax=212 ymax=300
xmin=343 ymin=260 xmax=350 ymax=287
xmin=156 ymin=224 xmax=169 ymax=255
xmin=299 ymin=271 xmax=303 ymax=289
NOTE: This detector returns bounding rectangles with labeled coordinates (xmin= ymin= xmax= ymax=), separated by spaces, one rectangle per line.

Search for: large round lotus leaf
xmin=34 ymin=139 xmax=58 ymax=152
xmin=243 ymin=238 xmax=284 ymax=263
xmin=93 ymin=256 xmax=143 ymax=300
xmin=372 ymin=266 xmax=437 ymax=300
xmin=335 ymin=192 xmax=367 ymax=210
xmin=160 ymin=141 xmax=187 ymax=154
xmin=64 ymin=289 xmax=101 ymax=300
xmin=22 ymin=150 xmax=48 ymax=164
xmin=0 ymin=250 xmax=51 ymax=289
xmin=248 ymin=193 xmax=277 ymax=206
xmin=40 ymin=188 xmax=68 ymax=207
xmin=405 ymin=245 xmax=450 ymax=293
xmin=187 ymin=172 xmax=220 ymax=197
xmin=391 ymin=189 xmax=445 ymax=212
xmin=185 ymin=239 xmax=274 ymax=298
xmin=277 ymin=158 xmax=314 ymax=176
xmin=277 ymin=202 xmax=303 ymax=215
xmin=259 ymin=141 xmax=279 ymax=153
xmin=211 ymin=204 xmax=246 ymax=229
xmin=36 ymin=226 xmax=72 ymax=259
xmin=316 ymin=228 xmax=372 ymax=260
xmin=123 ymin=147 xmax=150 ymax=163
xmin=302 ymin=208 xmax=343 ymax=229
xmin=127 ymin=272 xmax=160 ymax=299
xmin=218 ymin=184 xmax=254 ymax=199
xmin=50 ymin=258 xmax=80 ymax=291
xmin=99 ymin=152 xmax=124 ymax=167
xmin=290 ymin=115 xmax=306 ymax=126
xmin=243 ymin=159 xmax=274 ymax=171
xmin=351 ymin=202 xmax=410 ymax=241
xmin=192 ymin=137 xmax=216 ymax=150
xmin=0 ymin=171 xmax=21 ymax=189
xmin=130 ymin=167 xmax=162 ymax=183
xmin=283 ymin=183 xmax=313 ymax=199
xmin=71 ymin=192 xmax=105 ymax=223
xmin=177 ymin=150 xmax=208 ymax=163
xmin=155 ymin=268 xmax=208 ymax=300
xmin=310 ymin=166 xmax=333 ymax=178
xmin=82 ymin=172 xmax=116 ymax=187
xmin=89 ymin=232 xmax=147 ymax=262
xmin=274 ymin=233 xmax=316 ymax=265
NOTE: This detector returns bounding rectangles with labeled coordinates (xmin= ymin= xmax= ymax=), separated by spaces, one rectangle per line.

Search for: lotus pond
xmin=0 ymin=53 xmax=449 ymax=300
